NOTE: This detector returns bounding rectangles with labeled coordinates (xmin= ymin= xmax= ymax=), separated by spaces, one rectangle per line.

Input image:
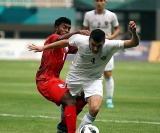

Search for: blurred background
xmin=0 ymin=0 xmax=160 ymax=61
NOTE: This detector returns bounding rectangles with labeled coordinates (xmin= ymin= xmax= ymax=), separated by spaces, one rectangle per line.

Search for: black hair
xmin=54 ymin=17 xmax=71 ymax=27
xmin=90 ymin=29 xmax=105 ymax=42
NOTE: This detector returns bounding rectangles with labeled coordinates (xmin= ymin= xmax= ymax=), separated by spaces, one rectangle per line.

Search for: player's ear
xmin=54 ymin=25 xmax=58 ymax=31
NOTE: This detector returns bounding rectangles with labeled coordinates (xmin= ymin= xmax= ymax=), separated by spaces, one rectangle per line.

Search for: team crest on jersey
xmin=101 ymin=56 xmax=106 ymax=60
xmin=58 ymin=84 xmax=65 ymax=88
xmin=105 ymin=21 xmax=108 ymax=26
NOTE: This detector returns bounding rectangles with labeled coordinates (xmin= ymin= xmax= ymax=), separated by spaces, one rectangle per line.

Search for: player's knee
xmin=66 ymin=98 xmax=76 ymax=106
xmin=61 ymin=98 xmax=76 ymax=106
xmin=61 ymin=92 xmax=76 ymax=106
xmin=89 ymin=105 xmax=100 ymax=115
xmin=104 ymin=71 xmax=112 ymax=78
xmin=76 ymin=99 xmax=87 ymax=115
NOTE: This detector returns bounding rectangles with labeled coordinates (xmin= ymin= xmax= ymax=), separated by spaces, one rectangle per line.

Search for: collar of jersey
xmin=94 ymin=9 xmax=106 ymax=15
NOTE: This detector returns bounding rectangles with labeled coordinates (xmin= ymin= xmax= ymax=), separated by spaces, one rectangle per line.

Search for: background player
xmin=83 ymin=0 xmax=120 ymax=108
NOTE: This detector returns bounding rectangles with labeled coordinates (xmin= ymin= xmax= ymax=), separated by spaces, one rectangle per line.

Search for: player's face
xmin=56 ymin=23 xmax=71 ymax=35
xmin=89 ymin=38 xmax=104 ymax=54
xmin=94 ymin=0 xmax=106 ymax=10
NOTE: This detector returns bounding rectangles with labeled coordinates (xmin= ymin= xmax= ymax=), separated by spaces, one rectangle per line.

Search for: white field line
xmin=0 ymin=113 xmax=160 ymax=125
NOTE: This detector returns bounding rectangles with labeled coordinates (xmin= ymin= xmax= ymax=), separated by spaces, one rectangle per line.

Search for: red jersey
xmin=36 ymin=33 xmax=77 ymax=81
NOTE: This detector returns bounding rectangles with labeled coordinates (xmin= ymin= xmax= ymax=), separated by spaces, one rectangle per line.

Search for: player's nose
xmin=65 ymin=28 xmax=69 ymax=33
xmin=93 ymin=46 xmax=98 ymax=52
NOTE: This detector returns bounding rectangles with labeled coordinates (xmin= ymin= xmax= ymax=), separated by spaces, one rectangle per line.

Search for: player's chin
xmin=92 ymin=51 xmax=98 ymax=54
xmin=61 ymin=32 xmax=68 ymax=35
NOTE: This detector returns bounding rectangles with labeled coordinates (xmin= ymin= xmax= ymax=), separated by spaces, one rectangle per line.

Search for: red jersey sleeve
xmin=45 ymin=34 xmax=60 ymax=45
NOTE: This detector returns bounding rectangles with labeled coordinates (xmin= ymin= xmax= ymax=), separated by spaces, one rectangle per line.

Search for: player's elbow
xmin=61 ymin=39 xmax=69 ymax=47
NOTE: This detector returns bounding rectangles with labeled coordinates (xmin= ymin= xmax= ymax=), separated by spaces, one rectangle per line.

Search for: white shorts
xmin=66 ymin=79 xmax=103 ymax=99
xmin=104 ymin=56 xmax=114 ymax=71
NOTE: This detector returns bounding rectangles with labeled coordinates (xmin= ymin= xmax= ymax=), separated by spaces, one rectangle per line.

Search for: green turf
xmin=0 ymin=60 xmax=160 ymax=133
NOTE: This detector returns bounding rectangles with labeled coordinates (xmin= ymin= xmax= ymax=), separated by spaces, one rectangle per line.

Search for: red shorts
xmin=36 ymin=78 xmax=68 ymax=106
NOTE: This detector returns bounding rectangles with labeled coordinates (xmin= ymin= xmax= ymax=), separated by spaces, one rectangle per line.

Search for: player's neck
xmin=95 ymin=9 xmax=105 ymax=14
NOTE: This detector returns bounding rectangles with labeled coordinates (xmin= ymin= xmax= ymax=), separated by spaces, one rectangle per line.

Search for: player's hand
xmin=129 ymin=21 xmax=137 ymax=33
xmin=27 ymin=44 xmax=44 ymax=52
xmin=78 ymin=30 xmax=90 ymax=36
xmin=105 ymin=35 xmax=113 ymax=40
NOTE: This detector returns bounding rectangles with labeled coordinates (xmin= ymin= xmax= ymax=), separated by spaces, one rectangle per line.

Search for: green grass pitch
xmin=0 ymin=60 xmax=160 ymax=133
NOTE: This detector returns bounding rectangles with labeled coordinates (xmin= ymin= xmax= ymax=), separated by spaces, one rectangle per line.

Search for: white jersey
xmin=83 ymin=10 xmax=119 ymax=35
xmin=66 ymin=34 xmax=124 ymax=84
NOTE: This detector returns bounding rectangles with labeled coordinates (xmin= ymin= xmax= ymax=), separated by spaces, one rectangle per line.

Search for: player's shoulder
xmin=71 ymin=34 xmax=88 ymax=39
xmin=48 ymin=33 xmax=60 ymax=38
xmin=45 ymin=33 xmax=60 ymax=43
xmin=70 ymin=34 xmax=89 ymax=44
xmin=85 ymin=10 xmax=95 ymax=15
xmin=105 ymin=9 xmax=116 ymax=16
xmin=104 ymin=39 xmax=124 ymax=46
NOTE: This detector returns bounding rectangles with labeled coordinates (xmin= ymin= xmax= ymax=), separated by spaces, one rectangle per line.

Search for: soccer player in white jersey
xmin=28 ymin=21 xmax=139 ymax=133
xmin=83 ymin=0 xmax=120 ymax=108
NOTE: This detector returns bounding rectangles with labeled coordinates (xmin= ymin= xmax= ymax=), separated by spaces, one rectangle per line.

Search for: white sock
xmin=106 ymin=76 xmax=114 ymax=103
xmin=79 ymin=112 xmax=96 ymax=129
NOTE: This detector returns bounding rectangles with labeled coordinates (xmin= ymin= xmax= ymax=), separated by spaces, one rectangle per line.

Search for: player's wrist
xmin=76 ymin=30 xmax=81 ymax=34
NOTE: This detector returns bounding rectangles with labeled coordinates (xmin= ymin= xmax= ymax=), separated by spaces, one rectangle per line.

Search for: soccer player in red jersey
xmin=34 ymin=17 xmax=89 ymax=133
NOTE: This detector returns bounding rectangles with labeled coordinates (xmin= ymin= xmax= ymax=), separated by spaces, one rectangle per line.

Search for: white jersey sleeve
xmin=68 ymin=34 xmax=79 ymax=46
xmin=68 ymin=34 xmax=89 ymax=48
xmin=83 ymin=11 xmax=91 ymax=27
xmin=68 ymin=34 xmax=83 ymax=47
xmin=111 ymin=12 xmax=119 ymax=27
xmin=104 ymin=39 xmax=124 ymax=53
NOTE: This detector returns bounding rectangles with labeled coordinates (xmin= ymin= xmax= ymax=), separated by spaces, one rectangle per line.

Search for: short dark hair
xmin=54 ymin=17 xmax=71 ymax=27
xmin=90 ymin=29 xmax=105 ymax=42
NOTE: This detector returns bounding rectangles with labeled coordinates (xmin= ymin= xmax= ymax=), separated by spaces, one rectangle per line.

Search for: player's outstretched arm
xmin=124 ymin=21 xmax=140 ymax=48
xmin=58 ymin=30 xmax=90 ymax=40
xmin=28 ymin=39 xmax=69 ymax=52
xmin=106 ymin=26 xmax=120 ymax=40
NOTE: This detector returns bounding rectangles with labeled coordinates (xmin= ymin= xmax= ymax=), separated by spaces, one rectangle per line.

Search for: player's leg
xmin=104 ymin=70 xmax=114 ymax=108
xmin=79 ymin=95 xmax=102 ymax=125
xmin=46 ymin=79 xmax=76 ymax=133
xmin=104 ymin=57 xmax=114 ymax=108
xmin=76 ymin=80 xmax=103 ymax=132
xmin=60 ymin=91 xmax=76 ymax=133
xmin=57 ymin=83 xmax=84 ymax=133
xmin=76 ymin=91 xmax=87 ymax=115
xmin=57 ymin=91 xmax=87 ymax=133
xmin=57 ymin=104 xmax=67 ymax=133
